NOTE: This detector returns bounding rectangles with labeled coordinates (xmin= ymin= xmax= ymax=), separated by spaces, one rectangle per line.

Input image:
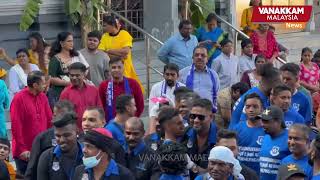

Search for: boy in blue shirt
xmin=105 ymin=94 xmax=136 ymax=151
xmin=281 ymin=124 xmax=313 ymax=179
xmin=231 ymin=93 xmax=265 ymax=174
xmin=259 ymin=106 xmax=291 ymax=180
xmin=270 ymin=84 xmax=305 ymax=129
xmin=230 ymin=63 xmax=281 ymax=128
xmin=280 ymin=63 xmax=312 ymax=125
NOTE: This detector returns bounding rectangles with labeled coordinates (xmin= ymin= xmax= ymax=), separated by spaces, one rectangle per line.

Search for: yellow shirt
xmin=28 ymin=49 xmax=48 ymax=74
xmin=99 ymin=30 xmax=144 ymax=93
xmin=241 ymin=7 xmax=259 ymax=34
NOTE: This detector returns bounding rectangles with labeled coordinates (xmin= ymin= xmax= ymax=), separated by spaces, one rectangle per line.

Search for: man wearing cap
xmin=194 ymin=146 xmax=245 ymax=180
xmin=25 ymin=100 xmax=74 ymax=180
xmin=124 ymin=117 xmax=158 ymax=180
xmin=184 ymin=98 xmax=218 ymax=177
xmin=280 ymin=124 xmax=313 ymax=179
xmin=230 ymin=93 xmax=265 ymax=174
xmin=277 ymin=164 xmax=306 ymax=180
xmin=81 ymin=106 xmax=126 ymax=166
xmin=259 ymin=106 xmax=290 ymax=180
xmin=270 ymin=84 xmax=305 ymax=129
xmin=37 ymin=112 xmax=83 ymax=180
xmin=73 ymin=128 xmax=134 ymax=180
xmin=105 ymin=94 xmax=136 ymax=151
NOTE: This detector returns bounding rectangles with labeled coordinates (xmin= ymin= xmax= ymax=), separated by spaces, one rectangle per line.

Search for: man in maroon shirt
xmin=10 ymin=70 xmax=52 ymax=175
xmin=60 ymin=62 xmax=102 ymax=130
xmin=99 ymin=57 xmax=144 ymax=122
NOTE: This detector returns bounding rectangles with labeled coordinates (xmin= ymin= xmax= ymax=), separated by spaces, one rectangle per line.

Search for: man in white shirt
xmin=149 ymin=63 xmax=185 ymax=116
xmin=212 ymin=39 xmax=240 ymax=89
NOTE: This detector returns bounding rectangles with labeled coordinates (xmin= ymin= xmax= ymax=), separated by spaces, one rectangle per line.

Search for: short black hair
xmin=179 ymin=92 xmax=201 ymax=104
xmin=109 ymin=56 xmax=124 ymax=65
xmin=254 ymin=54 xmax=266 ymax=64
xmin=174 ymin=87 xmax=193 ymax=102
xmin=280 ymin=63 xmax=300 ymax=77
xmin=27 ymin=70 xmax=45 ymax=87
xmin=163 ymin=63 xmax=179 ymax=75
xmin=54 ymin=100 xmax=74 ymax=112
xmin=178 ymin=20 xmax=192 ymax=30
xmin=52 ymin=112 xmax=77 ymax=128
xmin=231 ymin=82 xmax=250 ymax=95
xmin=258 ymin=63 xmax=280 ymax=82
xmin=192 ymin=45 xmax=208 ymax=55
xmin=241 ymin=39 xmax=252 ymax=49
xmin=68 ymin=62 xmax=87 ymax=72
xmin=115 ymin=94 xmax=134 ymax=114
xmin=272 ymin=84 xmax=292 ymax=96
xmin=206 ymin=13 xmax=218 ymax=23
xmin=0 ymin=138 xmax=10 ymax=149
xmin=192 ymin=98 xmax=213 ymax=112
xmin=220 ymin=39 xmax=232 ymax=47
xmin=158 ymin=142 xmax=188 ymax=175
xmin=244 ymin=93 xmax=263 ymax=106
xmin=16 ymin=48 xmax=29 ymax=57
xmin=85 ymin=107 xmax=106 ymax=121
xmin=158 ymin=107 xmax=180 ymax=126
xmin=87 ymin=30 xmax=102 ymax=40
xmin=217 ymin=129 xmax=237 ymax=143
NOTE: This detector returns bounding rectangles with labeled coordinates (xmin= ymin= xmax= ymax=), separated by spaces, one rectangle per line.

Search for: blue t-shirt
xmin=292 ymin=91 xmax=312 ymax=125
xmin=312 ymin=174 xmax=320 ymax=180
xmin=281 ymin=154 xmax=313 ymax=179
xmin=231 ymin=121 xmax=265 ymax=174
xmin=259 ymin=130 xmax=290 ymax=180
xmin=284 ymin=108 xmax=305 ymax=129
xmin=159 ymin=174 xmax=184 ymax=180
xmin=230 ymin=87 xmax=270 ymax=128
xmin=105 ymin=121 xmax=127 ymax=151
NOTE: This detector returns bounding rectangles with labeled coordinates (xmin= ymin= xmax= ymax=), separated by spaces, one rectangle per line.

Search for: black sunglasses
xmin=189 ymin=114 xmax=206 ymax=121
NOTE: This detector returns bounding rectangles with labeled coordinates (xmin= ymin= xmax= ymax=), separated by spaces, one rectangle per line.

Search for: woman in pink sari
xmin=250 ymin=24 xmax=279 ymax=63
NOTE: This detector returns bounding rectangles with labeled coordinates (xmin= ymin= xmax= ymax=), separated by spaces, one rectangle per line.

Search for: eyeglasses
xmin=189 ymin=113 xmax=206 ymax=121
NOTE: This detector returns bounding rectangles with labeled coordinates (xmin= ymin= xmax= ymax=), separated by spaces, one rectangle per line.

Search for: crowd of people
xmin=0 ymin=3 xmax=320 ymax=180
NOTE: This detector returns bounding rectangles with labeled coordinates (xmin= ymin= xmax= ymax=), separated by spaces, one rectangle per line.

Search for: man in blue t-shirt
xmin=309 ymin=134 xmax=320 ymax=179
xmin=230 ymin=63 xmax=281 ymax=128
xmin=259 ymin=106 xmax=290 ymax=180
xmin=281 ymin=124 xmax=313 ymax=179
xmin=270 ymin=84 xmax=305 ymax=129
xmin=231 ymin=93 xmax=265 ymax=174
xmin=105 ymin=94 xmax=136 ymax=151
xmin=280 ymin=63 xmax=312 ymax=125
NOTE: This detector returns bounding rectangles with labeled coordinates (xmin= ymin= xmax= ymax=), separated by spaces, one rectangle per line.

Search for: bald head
xmin=125 ymin=117 xmax=145 ymax=149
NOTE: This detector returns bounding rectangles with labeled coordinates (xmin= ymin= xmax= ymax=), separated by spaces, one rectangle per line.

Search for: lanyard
xmin=106 ymin=77 xmax=132 ymax=121
xmin=160 ymin=81 xmax=180 ymax=97
xmin=186 ymin=64 xmax=217 ymax=112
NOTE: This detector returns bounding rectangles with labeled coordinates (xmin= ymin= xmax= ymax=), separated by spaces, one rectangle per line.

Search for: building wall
xmin=0 ymin=0 xmax=81 ymax=69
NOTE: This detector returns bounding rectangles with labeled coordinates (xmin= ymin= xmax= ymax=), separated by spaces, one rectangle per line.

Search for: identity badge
xmin=51 ymin=139 xmax=57 ymax=146
xmin=52 ymin=161 xmax=60 ymax=171
xmin=151 ymin=143 xmax=158 ymax=151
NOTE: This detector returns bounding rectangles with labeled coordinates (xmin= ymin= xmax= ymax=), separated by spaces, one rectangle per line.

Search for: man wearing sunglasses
xmin=184 ymin=98 xmax=218 ymax=178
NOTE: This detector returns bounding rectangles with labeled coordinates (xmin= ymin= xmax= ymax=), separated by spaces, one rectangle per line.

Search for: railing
xmin=188 ymin=0 xmax=286 ymax=64
xmin=102 ymin=1 xmax=287 ymax=96
xmin=103 ymin=7 xmax=164 ymax=97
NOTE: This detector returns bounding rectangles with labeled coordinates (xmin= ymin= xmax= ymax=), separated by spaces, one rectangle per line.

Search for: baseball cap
xmin=277 ymin=164 xmax=306 ymax=180
xmin=258 ymin=105 xmax=284 ymax=121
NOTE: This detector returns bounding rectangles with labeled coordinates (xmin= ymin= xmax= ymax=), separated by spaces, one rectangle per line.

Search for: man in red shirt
xmin=10 ymin=70 xmax=52 ymax=175
xmin=60 ymin=62 xmax=102 ymax=130
xmin=99 ymin=57 xmax=144 ymax=122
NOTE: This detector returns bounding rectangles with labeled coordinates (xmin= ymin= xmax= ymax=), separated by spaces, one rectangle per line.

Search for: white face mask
xmin=82 ymin=151 xmax=102 ymax=168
